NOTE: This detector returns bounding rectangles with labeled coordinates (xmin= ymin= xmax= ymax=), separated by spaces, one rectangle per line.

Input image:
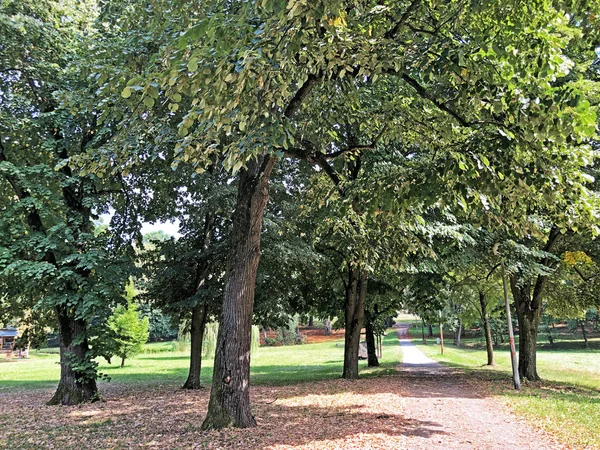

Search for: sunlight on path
xmin=389 ymin=325 xmax=561 ymax=449
xmin=398 ymin=338 xmax=441 ymax=366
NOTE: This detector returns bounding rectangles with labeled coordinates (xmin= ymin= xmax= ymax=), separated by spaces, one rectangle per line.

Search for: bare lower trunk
xmin=454 ymin=318 xmax=462 ymax=346
xmin=324 ymin=319 xmax=332 ymax=335
xmin=202 ymin=155 xmax=275 ymax=430
xmin=428 ymin=324 xmax=433 ymax=338
xmin=365 ymin=318 xmax=379 ymax=367
xmin=421 ymin=318 xmax=426 ymax=343
xmin=580 ymin=321 xmax=589 ymax=349
xmin=47 ymin=307 xmax=97 ymax=405
xmin=516 ymin=308 xmax=540 ymax=381
xmin=342 ymin=268 xmax=367 ymax=379
xmin=479 ymin=291 xmax=495 ymax=366
xmin=511 ymin=281 xmax=542 ymax=381
xmin=510 ymin=225 xmax=559 ymax=382
xmin=183 ymin=304 xmax=208 ymax=389
xmin=308 ymin=315 xmax=314 ymax=327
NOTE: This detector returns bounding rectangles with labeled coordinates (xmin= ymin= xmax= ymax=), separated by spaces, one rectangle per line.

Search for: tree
xmin=92 ymin=0 xmax=599 ymax=428
xmin=107 ymin=282 xmax=149 ymax=367
xmin=0 ymin=0 xmax=130 ymax=405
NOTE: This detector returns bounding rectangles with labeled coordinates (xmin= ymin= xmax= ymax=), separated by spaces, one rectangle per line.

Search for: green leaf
xmin=188 ymin=58 xmax=199 ymax=72
xmin=143 ymin=96 xmax=155 ymax=108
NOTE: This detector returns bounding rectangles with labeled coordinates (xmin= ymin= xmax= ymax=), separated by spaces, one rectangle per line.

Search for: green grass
xmin=401 ymin=321 xmax=600 ymax=448
xmin=0 ymin=329 xmax=402 ymax=392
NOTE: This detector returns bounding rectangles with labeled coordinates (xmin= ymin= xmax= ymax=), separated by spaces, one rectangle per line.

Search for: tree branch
xmin=532 ymin=224 xmax=561 ymax=306
xmin=284 ymin=73 xmax=320 ymax=119
xmin=400 ymin=73 xmax=472 ymax=127
xmin=324 ymin=124 xmax=388 ymax=159
xmin=384 ymin=0 xmax=422 ymax=39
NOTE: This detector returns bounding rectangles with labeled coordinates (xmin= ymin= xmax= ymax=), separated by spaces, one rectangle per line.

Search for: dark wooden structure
xmin=0 ymin=328 xmax=18 ymax=352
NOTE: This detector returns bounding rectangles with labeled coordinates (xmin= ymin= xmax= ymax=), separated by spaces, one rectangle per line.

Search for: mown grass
xmin=402 ymin=321 xmax=600 ymax=448
xmin=0 ymin=329 xmax=402 ymax=393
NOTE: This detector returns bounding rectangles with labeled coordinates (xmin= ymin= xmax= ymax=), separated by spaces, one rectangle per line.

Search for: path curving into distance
xmin=392 ymin=324 xmax=560 ymax=449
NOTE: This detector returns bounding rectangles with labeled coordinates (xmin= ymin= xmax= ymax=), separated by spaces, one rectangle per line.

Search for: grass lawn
xmin=0 ymin=329 xmax=402 ymax=393
xmin=403 ymin=321 xmax=600 ymax=448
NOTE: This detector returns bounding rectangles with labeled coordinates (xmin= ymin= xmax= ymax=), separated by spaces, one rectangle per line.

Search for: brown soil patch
xmin=260 ymin=326 xmax=345 ymax=345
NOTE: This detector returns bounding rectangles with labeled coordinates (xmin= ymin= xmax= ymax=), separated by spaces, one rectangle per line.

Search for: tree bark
xmin=427 ymin=324 xmax=433 ymax=338
xmin=581 ymin=320 xmax=589 ymax=349
xmin=183 ymin=304 xmax=208 ymax=389
xmin=365 ymin=316 xmax=379 ymax=367
xmin=421 ymin=318 xmax=426 ymax=343
xmin=47 ymin=307 xmax=98 ymax=405
xmin=510 ymin=226 xmax=560 ymax=381
xmin=479 ymin=291 xmax=495 ymax=366
xmin=324 ymin=319 xmax=332 ymax=335
xmin=202 ymin=155 xmax=276 ymax=430
xmin=510 ymin=279 xmax=543 ymax=381
xmin=454 ymin=318 xmax=462 ymax=346
xmin=308 ymin=315 xmax=314 ymax=327
xmin=342 ymin=268 xmax=367 ymax=379
xmin=514 ymin=292 xmax=541 ymax=381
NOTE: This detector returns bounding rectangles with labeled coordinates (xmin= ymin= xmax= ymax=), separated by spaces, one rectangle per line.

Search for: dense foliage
xmin=0 ymin=0 xmax=598 ymax=430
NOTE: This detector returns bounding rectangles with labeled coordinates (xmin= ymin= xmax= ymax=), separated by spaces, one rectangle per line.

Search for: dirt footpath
xmin=394 ymin=335 xmax=561 ymax=449
xmin=0 ymin=334 xmax=567 ymax=449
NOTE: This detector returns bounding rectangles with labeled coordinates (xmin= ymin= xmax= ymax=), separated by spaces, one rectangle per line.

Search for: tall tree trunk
xmin=183 ymin=304 xmax=208 ymax=389
xmin=510 ymin=226 xmax=559 ymax=381
xmin=342 ymin=268 xmax=367 ymax=379
xmin=515 ymin=299 xmax=540 ymax=381
xmin=581 ymin=320 xmax=589 ymax=349
xmin=510 ymin=280 xmax=542 ymax=381
xmin=47 ymin=307 xmax=97 ymax=405
xmin=365 ymin=315 xmax=379 ymax=367
xmin=454 ymin=318 xmax=462 ymax=346
xmin=183 ymin=210 xmax=214 ymax=390
xmin=202 ymin=155 xmax=276 ymax=430
xmin=421 ymin=318 xmax=426 ymax=343
xmin=308 ymin=315 xmax=314 ymax=327
xmin=324 ymin=319 xmax=332 ymax=335
xmin=479 ymin=291 xmax=495 ymax=366
xmin=427 ymin=324 xmax=433 ymax=338
xmin=121 ymin=357 xmax=125 ymax=368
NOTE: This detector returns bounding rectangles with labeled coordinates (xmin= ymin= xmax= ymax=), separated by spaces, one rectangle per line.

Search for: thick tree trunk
xmin=479 ymin=291 xmax=495 ymax=366
xmin=47 ymin=308 xmax=97 ymax=405
xmin=516 ymin=305 xmax=540 ymax=381
xmin=421 ymin=318 xmax=426 ymax=343
xmin=428 ymin=324 xmax=433 ymax=338
xmin=183 ymin=304 xmax=208 ymax=389
xmin=342 ymin=268 xmax=367 ymax=379
xmin=365 ymin=318 xmax=379 ymax=367
xmin=510 ymin=226 xmax=559 ymax=382
xmin=454 ymin=318 xmax=462 ymax=346
xmin=511 ymin=281 xmax=542 ymax=381
xmin=121 ymin=357 xmax=125 ymax=368
xmin=308 ymin=315 xmax=314 ymax=327
xmin=202 ymin=155 xmax=276 ymax=430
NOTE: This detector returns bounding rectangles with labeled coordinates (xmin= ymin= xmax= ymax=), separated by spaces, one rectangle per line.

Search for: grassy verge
xmin=406 ymin=324 xmax=600 ymax=448
xmin=0 ymin=329 xmax=402 ymax=392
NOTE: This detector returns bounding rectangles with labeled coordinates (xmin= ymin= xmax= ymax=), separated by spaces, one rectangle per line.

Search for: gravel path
xmin=395 ymin=331 xmax=560 ymax=449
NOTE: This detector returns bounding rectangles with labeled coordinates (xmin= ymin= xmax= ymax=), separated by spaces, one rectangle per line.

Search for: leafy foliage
xmin=107 ymin=282 xmax=149 ymax=366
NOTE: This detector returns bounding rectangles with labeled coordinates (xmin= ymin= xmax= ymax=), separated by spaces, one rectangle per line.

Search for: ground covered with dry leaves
xmin=0 ymin=359 xmax=567 ymax=450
